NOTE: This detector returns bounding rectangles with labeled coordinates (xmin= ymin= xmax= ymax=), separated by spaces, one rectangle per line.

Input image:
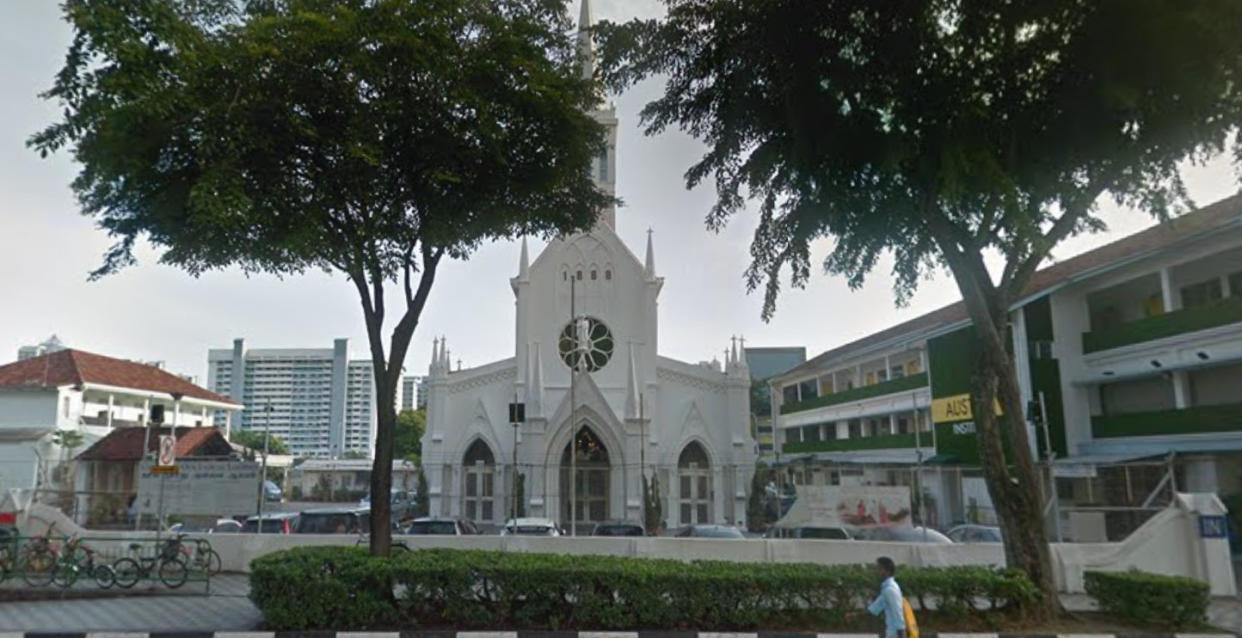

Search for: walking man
xmin=868 ymin=556 xmax=907 ymax=638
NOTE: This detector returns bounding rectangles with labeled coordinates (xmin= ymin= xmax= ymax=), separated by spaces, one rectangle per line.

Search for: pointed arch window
xmin=598 ymin=148 xmax=609 ymax=181
xmin=463 ymin=440 xmax=495 ymax=523
xmin=678 ymin=442 xmax=712 ymax=525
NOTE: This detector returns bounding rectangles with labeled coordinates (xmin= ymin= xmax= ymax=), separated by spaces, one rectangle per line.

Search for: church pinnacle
xmin=578 ymin=0 xmax=595 ymax=80
xmin=644 ymin=228 xmax=657 ymax=279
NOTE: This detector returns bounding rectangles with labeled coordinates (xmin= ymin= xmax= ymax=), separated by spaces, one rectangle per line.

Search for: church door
xmin=678 ymin=442 xmax=712 ymax=525
xmin=463 ymin=440 xmax=496 ymax=524
xmin=560 ymin=426 xmax=610 ymax=533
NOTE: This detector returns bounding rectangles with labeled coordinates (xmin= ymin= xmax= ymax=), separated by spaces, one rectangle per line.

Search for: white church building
xmin=420 ymin=0 xmax=757 ymax=532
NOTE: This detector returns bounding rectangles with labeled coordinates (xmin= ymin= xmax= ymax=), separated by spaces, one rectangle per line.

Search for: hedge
xmin=1084 ymin=570 xmax=1209 ymax=629
xmin=250 ymin=547 xmax=1039 ymax=630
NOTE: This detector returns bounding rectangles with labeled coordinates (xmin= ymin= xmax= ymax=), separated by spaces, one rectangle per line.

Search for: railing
xmin=1091 ymin=402 xmax=1242 ymax=438
xmin=1082 ymin=297 xmax=1242 ymax=354
xmin=782 ymin=432 xmax=920 ymax=454
xmin=780 ymin=372 xmax=928 ymax=415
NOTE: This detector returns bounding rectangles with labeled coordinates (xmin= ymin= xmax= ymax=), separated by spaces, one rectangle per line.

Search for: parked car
xmin=850 ymin=526 xmax=954 ymax=544
xmin=591 ymin=520 xmax=645 ymax=536
xmin=169 ymin=518 xmax=244 ymax=534
xmin=763 ymin=525 xmax=853 ymax=540
xmin=946 ymin=524 xmax=1002 ymax=543
xmin=242 ymin=512 xmax=299 ymax=534
xmin=264 ymin=480 xmax=283 ymax=503
xmin=499 ymin=517 xmax=561 ymax=536
xmin=295 ymin=507 xmax=371 ymax=534
xmin=673 ymin=524 xmax=745 ymax=539
xmin=404 ymin=517 xmax=479 ymax=535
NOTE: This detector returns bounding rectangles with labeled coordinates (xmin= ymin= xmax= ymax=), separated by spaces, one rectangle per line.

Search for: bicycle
xmin=167 ymin=534 xmax=221 ymax=576
xmin=53 ymin=536 xmax=116 ymax=589
xmin=111 ymin=537 xmax=189 ymax=589
xmin=20 ymin=525 xmax=61 ymax=587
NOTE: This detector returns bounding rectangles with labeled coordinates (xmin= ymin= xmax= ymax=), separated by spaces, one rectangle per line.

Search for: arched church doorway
xmin=678 ymin=442 xmax=712 ymax=525
xmin=463 ymin=439 xmax=496 ymax=524
xmin=560 ymin=426 xmax=609 ymax=532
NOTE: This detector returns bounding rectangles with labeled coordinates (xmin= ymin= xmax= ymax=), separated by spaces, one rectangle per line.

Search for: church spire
xmin=518 ymin=235 xmax=529 ymax=278
xmin=527 ymin=342 xmax=544 ymax=417
xmin=578 ymin=0 xmax=595 ymax=80
xmin=625 ymin=342 xmax=641 ymax=420
xmin=644 ymin=228 xmax=657 ymax=278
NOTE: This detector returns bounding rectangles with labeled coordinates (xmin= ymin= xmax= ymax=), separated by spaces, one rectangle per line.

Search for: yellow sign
xmin=932 ymin=393 xmax=1003 ymax=424
xmin=150 ymin=465 xmax=180 ymax=475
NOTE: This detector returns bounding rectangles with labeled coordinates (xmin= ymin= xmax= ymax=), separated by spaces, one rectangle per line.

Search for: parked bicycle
xmin=166 ymin=534 xmax=221 ymax=576
xmin=20 ymin=525 xmax=62 ymax=587
xmin=52 ymin=535 xmax=115 ymax=589
xmin=112 ymin=537 xmax=189 ymax=588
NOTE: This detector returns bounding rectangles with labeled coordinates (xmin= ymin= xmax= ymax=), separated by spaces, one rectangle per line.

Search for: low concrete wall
xmin=16 ymin=492 xmax=1234 ymax=596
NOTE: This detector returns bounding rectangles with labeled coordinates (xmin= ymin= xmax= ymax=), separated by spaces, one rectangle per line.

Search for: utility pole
xmin=511 ymin=393 xmax=520 ymax=520
xmin=569 ymin=275 xmax=577 ymax=536
xmin=255 ymin=403 xmax=272 ymax=532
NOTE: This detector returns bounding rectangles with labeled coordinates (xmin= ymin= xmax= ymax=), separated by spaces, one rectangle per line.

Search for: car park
xmin=404 ymin=517 xmax=479 ymax=535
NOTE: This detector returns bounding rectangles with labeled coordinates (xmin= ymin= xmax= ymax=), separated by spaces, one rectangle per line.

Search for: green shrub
xmin=250 ymin=547 xmax=1038 ymax=630
xmin=1085 ymin=570 xmax=1209 ymax=629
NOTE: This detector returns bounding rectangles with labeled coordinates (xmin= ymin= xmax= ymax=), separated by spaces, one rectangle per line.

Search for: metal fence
xmin=0 ymin=530 xmax=216 ymax=591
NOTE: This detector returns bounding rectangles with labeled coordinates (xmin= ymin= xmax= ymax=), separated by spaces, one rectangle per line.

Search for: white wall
xmin=0 ymin=390 xmax=57 ymax=428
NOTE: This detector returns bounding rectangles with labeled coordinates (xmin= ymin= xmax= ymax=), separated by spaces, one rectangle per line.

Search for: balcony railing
xmin=1091 ymin=402 xmax=1242 ymax=438
xmin=782 ymin=432 xmax=919 ymax=454
xmin=780 ymin=372 xmax=928 ymax=415
xmin=1082 ymin=297 xmax=1242 ymax=354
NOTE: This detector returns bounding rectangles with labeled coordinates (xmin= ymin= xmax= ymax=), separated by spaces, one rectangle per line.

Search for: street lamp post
xmin=255 ymin=403 xmax=272 ymax=532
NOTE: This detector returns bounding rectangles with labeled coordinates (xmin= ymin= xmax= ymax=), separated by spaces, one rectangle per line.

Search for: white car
xmin=499 ymin=517 xmax=561 ymax=536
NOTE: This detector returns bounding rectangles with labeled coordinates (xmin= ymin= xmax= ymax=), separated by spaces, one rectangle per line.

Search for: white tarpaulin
xmin=773 ymin=485 xmax=913 ymax=528
xmin=136 ymin=459 xmax=260 ymax=517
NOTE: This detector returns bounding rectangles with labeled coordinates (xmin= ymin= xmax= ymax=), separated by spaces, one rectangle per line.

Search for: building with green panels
xmin=768 ymin=195 xmax=1242 ymax=534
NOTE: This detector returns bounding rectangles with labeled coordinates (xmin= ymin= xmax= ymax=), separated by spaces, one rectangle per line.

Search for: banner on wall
xmin=931 ymin=393 xmax=1004 ymax=424
xmin=773 ymin=485 xmax=912 ymax=529
xmin=136 ymin=459 xmax=259 ymax=516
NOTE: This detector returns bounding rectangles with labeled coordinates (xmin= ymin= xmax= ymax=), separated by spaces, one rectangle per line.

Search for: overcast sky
xmin=1 ymin=1 xmax=1239 ymax=386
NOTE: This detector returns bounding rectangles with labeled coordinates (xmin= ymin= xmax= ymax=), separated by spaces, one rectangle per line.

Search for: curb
xmin=7 ymin=628 xmax=1232 ymax=633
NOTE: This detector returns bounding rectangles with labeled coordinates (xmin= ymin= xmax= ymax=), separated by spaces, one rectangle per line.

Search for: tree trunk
xmin=369 ymin=372 xmax=397 ymax=555
xmin=931 ymin=233 xmax=1061 ymax=618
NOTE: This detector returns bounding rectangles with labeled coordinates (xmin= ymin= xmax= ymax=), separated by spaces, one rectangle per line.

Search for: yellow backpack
xmin=902 ymin=597 xmax=919 ymax=638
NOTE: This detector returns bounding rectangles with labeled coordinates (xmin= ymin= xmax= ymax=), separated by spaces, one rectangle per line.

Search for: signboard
xmin=1199 ymin=515 xmax=1228 ymax=539
xmin=932 ymin=394 xmax=1003 ymax=424
xmin=508 ymin=402 xmax=526 ymax=423
xmin=157 ymin=434 xmax=176 ymax=467
xmin=775 ymin=485 xmax=913 ymax=529
xmin=137 ymin=459 xmax=260 ymax=517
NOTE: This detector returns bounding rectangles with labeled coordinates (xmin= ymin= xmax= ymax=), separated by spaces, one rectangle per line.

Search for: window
xmin=576 ymin=270 xmax=583 ymax=281
xmin=598 ymin=148 xmax=608 ymax=181
xmin=558 ymin=317 xmax=614 ymax=372
xmin=678 ymin=443 xmax=711 ymax=525
xmin=847 ymin=419 xmax=861 ymax=439
xmin=1181 ymin=278 xmax=1223 ymax=309
xmin=782 ymin=385 xmax=799 ymax=405
xmin=562 ymin=271 xmax=567 ymax=281
xmin=590 ymin=270 xmax=597 ymax=280
xmin=897 ymin=417 xmax=911 ymax=434
xmin=797 ymin=379 xmax=819 ymax=402
xmin=785 ymin=428 xmax=802 ymax=444
xmin=463 ymin=440 xmax=496 ymax=523
xmin=803 ymin=424 xmax=821 ymax=442
xmin=604 ymin=270 xmax=611 ymax=280
xmin=889 ymin=366 xmax=905 ymax=379
xmin=1230 ymin=271 xmax=1242 ymax=298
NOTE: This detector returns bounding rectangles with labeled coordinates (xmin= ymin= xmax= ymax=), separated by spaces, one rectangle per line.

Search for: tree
xmin=414 ymin=467 xmax=430 ymax=518
xmin=342 ymin=450 xmax=368 ymax=460
xmin=598 ymin=0 xmax=1242 ymax=615
xmin=642 ymin=473 xmax=663 ymax=535
xmin=231 ymin=431 xmax=290 ymax=457
xmin=745 ymin=464 xmax=770 ymax=532
xmin=394 ymin=409 xmax=426 ymax=464
xmin=34 ymin=0 xmax=612 ymax=556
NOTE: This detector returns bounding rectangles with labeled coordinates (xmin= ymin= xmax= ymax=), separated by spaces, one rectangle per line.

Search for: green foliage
xmin=251 ymin=547 xmax=1039 ymax=630
xmin=395 ymin=409 xmax=426 ymax=464
xmin=342 ymin=450 xmax=368 ymax=460
xmin=745 ymin=465 xmax=770 ymax=532
xmin=749 ymin=379 xmax=771 ymax=418
xmin=413 ymin=468 xmax=430 ymax=518
xmin=642 ymin=473 xmax=662 ymax=535
xmin=51 ymin=430 xmax=85 ymax=452
xmin=1085 ymin=570 xmax=1209 ymax=629
xmin=231 ymin=430 xmax=290 ymax=456
xmin=782 ymin=373 xmax=928 ymax=415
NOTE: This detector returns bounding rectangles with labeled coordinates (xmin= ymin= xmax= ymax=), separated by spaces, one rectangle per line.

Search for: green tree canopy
xmin=394 ymin=408 xmax=426 ymax=463
xmin=599 ymin=0 xmax=1242 ymax=613
xmin=231 ymin=430 xmax=290 ymax=456
xmin=35 ymin=0 xmax=612 ymax=554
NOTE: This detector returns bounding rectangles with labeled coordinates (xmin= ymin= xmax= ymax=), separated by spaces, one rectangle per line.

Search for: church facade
xmin=419 ymin=0 xmax=756 ymax=532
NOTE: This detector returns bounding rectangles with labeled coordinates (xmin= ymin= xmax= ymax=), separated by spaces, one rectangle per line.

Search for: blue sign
xmin=1199 ymin=515 xmax=1228 ymax=539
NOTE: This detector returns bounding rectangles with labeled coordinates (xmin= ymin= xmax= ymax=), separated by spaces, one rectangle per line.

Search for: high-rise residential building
xmin=400 ymin=375 xmax=428 ymax=411
xmin=17 ymin=335 xmax=66 ymax=361
xmin=207 ymin=338 xmax=375 ymax=459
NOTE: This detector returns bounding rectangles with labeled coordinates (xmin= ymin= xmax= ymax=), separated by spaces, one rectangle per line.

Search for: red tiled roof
xmin=783 ymin=194 xmax=1242 ymax=378
xmin=0 ymin=350 xmax=236 ymax=405
xmin=77 ymin=426 xmax=234 ymax=462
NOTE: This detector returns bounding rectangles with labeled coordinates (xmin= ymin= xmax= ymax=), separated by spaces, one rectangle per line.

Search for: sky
xmin=0 ymin=1 xmax=1239 ymax=387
